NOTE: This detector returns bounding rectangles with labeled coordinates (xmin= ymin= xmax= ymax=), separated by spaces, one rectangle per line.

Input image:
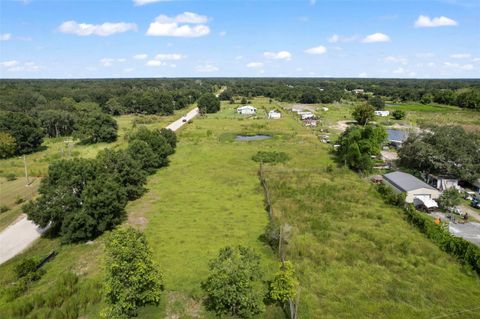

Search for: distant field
xmin=386 ymin=102 xmax=459 ymax=112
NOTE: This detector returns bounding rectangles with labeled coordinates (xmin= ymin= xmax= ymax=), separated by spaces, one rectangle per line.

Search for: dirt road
xmin=0 ymin=109 xmax=200 ymax=265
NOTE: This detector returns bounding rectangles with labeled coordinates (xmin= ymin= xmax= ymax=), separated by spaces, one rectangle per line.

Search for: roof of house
xmin=268 ymin=110 xmax=280 ymax=114
xmin=383 ymin=171 xmax=436 ymax=192
xmin=237 ymin=105 xmax=256 ymax=110
xmin=414 ymin=195 xmax=438 ymax=209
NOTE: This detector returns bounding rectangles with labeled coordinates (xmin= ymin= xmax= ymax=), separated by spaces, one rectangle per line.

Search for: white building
xmin=374 ymin=110 xmax=390 ymax=117
xmin=322 ymin=107 xmax=329 ymax=111
xmin=236 ymin=105 xmax=257 ymax=115
xmin=383 ymin=171 xmax=440 ymax=203
xmin=300 ymin=112 xmax=315 ymax=120
xmin=352 ymin=89 xmax=365 ymax=94
xmin=268 ymin=110 xmax=281 ymax=119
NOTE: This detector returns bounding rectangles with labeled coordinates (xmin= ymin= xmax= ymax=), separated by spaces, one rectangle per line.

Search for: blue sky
xmin=0 ymin=0 xmax=479 ymax=78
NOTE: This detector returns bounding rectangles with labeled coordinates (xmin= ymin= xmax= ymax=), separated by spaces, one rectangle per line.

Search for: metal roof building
xmin=383 ymin=171 xmax=440 ymax=203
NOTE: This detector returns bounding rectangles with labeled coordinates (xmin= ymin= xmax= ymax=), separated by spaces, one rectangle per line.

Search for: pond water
xmin=387 ymin=129 xmax=408 ymax=142
xmin=235 ymin=135 xmax=272 ymax=141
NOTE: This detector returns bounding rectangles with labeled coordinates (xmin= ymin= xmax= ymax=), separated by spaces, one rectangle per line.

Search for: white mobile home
xmin=268 ymin=110 xmax=281 ymax=119
xmin=374 ymin=110 xmax=390 ymax=117
xmin=236 ymin=105 xmax=257 ymax=115
xmin=383 ymin=171 xmax=440 ymax=203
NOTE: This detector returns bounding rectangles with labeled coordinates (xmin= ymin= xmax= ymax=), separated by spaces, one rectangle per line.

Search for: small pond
xmin=235 ymin=135 xmax=272 ymax=141
xmin=387 ymin=129 xmax=408 ymax=142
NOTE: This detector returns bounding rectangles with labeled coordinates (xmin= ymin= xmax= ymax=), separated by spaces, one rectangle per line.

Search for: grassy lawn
xmin=1 ymin=98 xmax=479 ymax=318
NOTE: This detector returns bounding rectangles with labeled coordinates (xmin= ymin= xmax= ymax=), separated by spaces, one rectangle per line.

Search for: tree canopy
xmin=202 ymin=246 xmax=265 ymax=318
xmin=0 ymin=111 xmax=44 ymax=155
xmin=103 ymin=227 xmax=164 ymax=319
xmin=197 ymin=93 xmax=221 ymax=114
xmin=399 ymin=126 xmax=480 ymax=182
xmin=352 ymin=104 xmax=375 ymax=125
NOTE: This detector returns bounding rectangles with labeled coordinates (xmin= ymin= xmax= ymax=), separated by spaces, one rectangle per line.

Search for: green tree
xmin=103 ymin=227 xmax=164 ymax=319
xmin=438 ymin=188 xmax=462 ymax=210
xmin=368 ymin=96 xmax=385 ymax=110
xmin=392 ymin=109 xmax=406 ymax=120
xmin=202 ymin=246 xmax=265 ymax=318
xmin=240 ymin=97 xmax=248 ymax=105
xmin=336 ymin=125 xmax=387 ymax=172
xmin=129 ymin=127 xmax=173 ymax=166
xmin=38 ymin=109 xmax=77 ymax=137
xmin=127 ymin=140 xmax=160 ymax=174
xmin=103 ymin=98 xmax=125 ymax=115
xmin=352 ymin=104 xmax=375 ymax=125
xmin=421 ymin=93 xmax=434 ymax=104
xmin=159 ymin=128 xmax=177 ymax=150
xmin=0 ymin=112 xmax=44 ymax=155
xmin=267 ymin=261 xmax=298 ymax=304
xmin=75 ymin=111 xmax=118 ymax=144
xmin=399 ymin=126 xmax=480 ymax=182
xmin=197 ymin=93 xmax=221 ymax=114
xmin=0 ymin=132 xmax=16 ymax=159
xmin=97 ymin=149 xmax=147 ymax=200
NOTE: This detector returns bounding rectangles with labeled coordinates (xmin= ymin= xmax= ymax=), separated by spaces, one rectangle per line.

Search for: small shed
xmin=374 ymin=110 xmax=390 ymax=117
xmin=268 ymin=110 xmax=281 ymax=119
xmin=427 ymin=174 xmax=460 ymax=191
xmin=383 ymin=171 xmax=440 ymax=203
xmin=413 ymin=195 xmax=439 ymax=212
xmin=237 ymin=105 xmax=257 ymax=115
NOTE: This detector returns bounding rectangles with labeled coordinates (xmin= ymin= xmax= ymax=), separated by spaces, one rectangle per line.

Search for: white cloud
xmin=414 ymin=15 xmax=458 ymax=28
xmin=0 ymin=33 xmax=11 ymax=41
xmin=133 ymin=0 xmax=170 ymax=6
xmin=146 ymin=60 xmax=164 ymax=67
xmin=450 ymin=53 xmax=471 ymax=59
xmin=100 ymin=58 xmax=115 ymax=67
xmin=58 ymin=21 xmax=137 ymax=36
xmin=246 ymin=62 xmax=264 ymax=69
xmin=304 ymin=45 xmax=327 ymax=55
xmin=117 ymin=58 xmax=126 ymax=62
xmin=0 ymin=60 xmax=19 ymax=67
xmin=154 ymin=53 xmax=185 ymax=61
xmin=133 ymin=54 xmax=148 ymax=60
xmin=444 ymin=62 xmax=474 ymax=70
xmin=195 ymin=64 xmax=219 ymax=72
xmin=263 ymin=51 xmax=292 ymax=60
xmin=3 ymin=61 xmax=42 ymax=72
xmin=146 ymin=12 xmax=210 ymax=37
xmin=328 ymin=34 xmax=357 ymax=43
xmin=416 ymin=52 xmax=435 ymax=58
xmin=362 ymin=33 xmax=390 ymax=43
xmin=384 ymin=56 xmax=408 ymax=65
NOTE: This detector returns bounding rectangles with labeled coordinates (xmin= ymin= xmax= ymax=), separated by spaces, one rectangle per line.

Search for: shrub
xmin=0 ymin=205 xmax=10 ymax=213
xmin=14 ymin=258 xmax=38 ymax=279
xmin=6 ymin=173 xmax=17 ymax=181
xmin=15 ymin=196 xmax=25 ymax=205
xmin=392 ymin=110 xmax=406 ymax=120
xmin=252 ymin=151 xmax=290 ymax=164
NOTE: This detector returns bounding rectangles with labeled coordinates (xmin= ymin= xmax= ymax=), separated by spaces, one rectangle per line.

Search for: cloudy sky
xmin=0 ymin=0 xmax=479 ymax=78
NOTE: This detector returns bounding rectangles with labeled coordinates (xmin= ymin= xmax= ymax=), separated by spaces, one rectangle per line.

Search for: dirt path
xmin=0 ymin=214 xmax=46 ymax=264
xmin=0 ymin=109 xmax=200 ymax=265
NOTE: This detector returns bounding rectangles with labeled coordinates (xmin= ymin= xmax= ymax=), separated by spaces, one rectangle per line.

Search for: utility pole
xmin=23 ymin=155 xmax=30 ymax=186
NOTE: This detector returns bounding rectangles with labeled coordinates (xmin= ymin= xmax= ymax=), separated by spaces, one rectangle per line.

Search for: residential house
xmin=374 ymin=110 xmax=390 ymax=117
xmin=268 ymin=110 xmax=281 ymax=119
xmin=236 ymin=105 xmax=257 ymax=115
xmin=383 ymin=171 xmax=440 ymax=203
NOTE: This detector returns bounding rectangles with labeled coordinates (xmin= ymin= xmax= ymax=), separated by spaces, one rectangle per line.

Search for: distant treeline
xmin=214 ymin=78 xmax=480 ymax=110
xmin=0 ymin=79 xmax=216 ymax=158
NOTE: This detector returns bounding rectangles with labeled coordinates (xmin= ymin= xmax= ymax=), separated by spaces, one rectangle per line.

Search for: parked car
xmin=471 ymin=198 xmax=480 ymax=209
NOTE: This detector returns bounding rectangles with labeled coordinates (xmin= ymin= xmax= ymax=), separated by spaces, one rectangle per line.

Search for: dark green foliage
xmin=75 ymin=111 xmax=118 ymax=144
xmin=0 ymin=205 xmax=9 ymax=213
xmin=252 ymin=151 xmax=290 ymax=164
xmin=127 ymin=139 xmax=160 ymax=174
xmin=38 ymin=110 xmax=77 ymax=137
xmin=352 ymin=103 xmax=375 ymax=125
xmin=5 ymin=173 xmax=17 ymax=181
xmin=399 ymin=126 xmax=480 ymax=182
xmin=103 ymin=227 xmax=164 ymax=319
xmin=97 ymin=149 xmax=147 ymax=200
xmin=103 ymin=97 xmax=125 ymax=115
xmin=0 ymin=111 xmax=44 ymax=155
xmin=129 ymin=127 xmax=173 ymax=167
xmin=14 ymin=258 xmax=38 ymax=279
xmin=376 ymin=183 xmax=406 ymax=207
xmin=23 ymin=158 xmax=127 ymax=243
xmin=160 ymin=128 xmax=177 ymax=149
xmin=392 ymin=109 xmax=406 ymax=120
xmin=263 ymin=219 xmax=281 ymax=249
xmin=420 ymin=93 xmax=433 ymax=104
xmin=202 ymin=246 xmax=265 ymax=319
xmin=197 ymin=93 xmax=221 ymax=114
xmin=368 ymin=96 xmax=385 ymax=110
xmin=240 ymin=97 xmax=248 ymax=104
xmin=336 ymin=125 xmax=387 ymax=172
xmin=0 ymin=131 xmax=16 ymax=158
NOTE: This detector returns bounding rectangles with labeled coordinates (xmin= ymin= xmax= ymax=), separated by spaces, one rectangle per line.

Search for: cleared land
xmin=0 ymin=98 xmax=479 ymax=318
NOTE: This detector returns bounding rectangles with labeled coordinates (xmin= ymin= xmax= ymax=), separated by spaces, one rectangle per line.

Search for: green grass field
xmin=1 ymin=98 xmax=479 ymax=318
